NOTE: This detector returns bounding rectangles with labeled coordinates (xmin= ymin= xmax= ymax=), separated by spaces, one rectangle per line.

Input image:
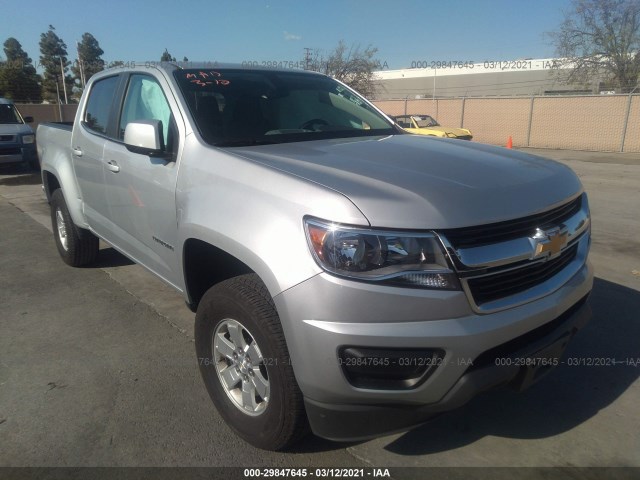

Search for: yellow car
xmin=391 ymin=114 xmax=473 ymax=140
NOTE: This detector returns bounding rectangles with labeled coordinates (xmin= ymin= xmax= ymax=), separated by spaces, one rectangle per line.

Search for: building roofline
xmin=374 ymin=57 xmax=569 ymax=80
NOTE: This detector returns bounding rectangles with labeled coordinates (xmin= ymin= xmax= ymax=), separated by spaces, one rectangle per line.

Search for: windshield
xmin=413 ymin=115 xmax=439 ymax=128
xmin=0 ymin=104 xmax=23 ymax=124
xmin=174 ymin=68 xmax=396 ymax=146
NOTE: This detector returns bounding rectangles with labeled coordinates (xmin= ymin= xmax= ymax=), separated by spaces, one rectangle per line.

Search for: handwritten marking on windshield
xmin=184 ymin=71 xmax=231 ymax=87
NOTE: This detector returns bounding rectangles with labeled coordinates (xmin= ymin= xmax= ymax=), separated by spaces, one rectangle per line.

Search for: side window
xmin=84 ymin=76 xmax=119 ymax=134
xmin=118 ymin=75 xmax=174 ymax=151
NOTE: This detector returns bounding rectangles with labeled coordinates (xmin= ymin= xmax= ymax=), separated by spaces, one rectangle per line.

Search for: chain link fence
xmin=374 ymin=94 xmax=640 ymax=152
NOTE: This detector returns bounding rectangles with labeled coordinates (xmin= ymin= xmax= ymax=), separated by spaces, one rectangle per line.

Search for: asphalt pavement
xmin=0 ymin=148 xmax=639 ymax=475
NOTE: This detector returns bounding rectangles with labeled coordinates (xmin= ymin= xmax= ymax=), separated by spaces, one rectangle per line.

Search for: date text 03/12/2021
xmin=243 ymin=468 xmax=391 ymax=478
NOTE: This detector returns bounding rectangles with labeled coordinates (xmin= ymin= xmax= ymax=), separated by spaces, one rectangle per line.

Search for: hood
xmin=0 ymin=123 xmax=33 ymax=135
xmin=230 ymin=134 xmax=582 ymax=229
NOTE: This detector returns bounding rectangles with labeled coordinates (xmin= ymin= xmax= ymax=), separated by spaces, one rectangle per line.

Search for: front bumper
xmin=0 ymin=143 xmax=36 ymax=165
xmin=274 ymin=259 xmax=593 ymax=441
xmin=305 ymin=296 xmax=590 ymax=441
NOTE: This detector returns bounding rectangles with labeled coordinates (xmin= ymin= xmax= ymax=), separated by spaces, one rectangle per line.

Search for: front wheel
xmin=50 ymin=189 xmax=99 ymax=267
xmin=195 ymin=274 xmax=308 ymax=450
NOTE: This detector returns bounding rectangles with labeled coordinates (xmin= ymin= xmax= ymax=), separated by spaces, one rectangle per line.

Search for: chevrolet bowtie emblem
xmin=530 ymin=227 xmax=569 ymax=259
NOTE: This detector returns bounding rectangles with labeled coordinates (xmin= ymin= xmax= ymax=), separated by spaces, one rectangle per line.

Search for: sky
xmin=0 ymin=0 xmax=572 ymax=71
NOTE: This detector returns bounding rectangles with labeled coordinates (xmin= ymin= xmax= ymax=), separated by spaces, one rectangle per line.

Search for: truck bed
xmin=37 ymin=122 xmax=73 ymax=195
xmin=39 ymin=122 xmax=73 ymax=131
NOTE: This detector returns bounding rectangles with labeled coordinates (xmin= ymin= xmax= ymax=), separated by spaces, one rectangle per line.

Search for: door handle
xmin=106 ymin=160 xmax=120 ymax=173
xmin=72 ymin=147 xmax=83 ymax=157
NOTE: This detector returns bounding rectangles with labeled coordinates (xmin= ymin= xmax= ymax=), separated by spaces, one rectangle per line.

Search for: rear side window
xmin=84 ymin=76 xmax=119 ymax=134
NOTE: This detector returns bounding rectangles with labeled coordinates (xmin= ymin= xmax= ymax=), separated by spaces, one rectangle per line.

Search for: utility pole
xmin=304 ymin=47 xmax=312 ymax=70
xmin=77 ymin=41 xmax=86 ymax=88
xmin=54 ymin=73 xmax=63 ymax=121
xmin=59 ymin=56 xmax=68 ymax=104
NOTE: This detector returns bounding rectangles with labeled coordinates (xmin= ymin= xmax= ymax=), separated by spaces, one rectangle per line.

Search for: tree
xmin=0 ymin=37 xmax=42 ymax=102
xmin=39 ymin=25 xmax=73 ymax=103
xmin=72 ymin=33 xmax=105 ymax=90
xmin=161 ymin=49 xmax=176 ymax=62
xmin=550 ymin=0 xmax=640 ymax=92
xmin=306 ymin=41 xmax=383 ymax=98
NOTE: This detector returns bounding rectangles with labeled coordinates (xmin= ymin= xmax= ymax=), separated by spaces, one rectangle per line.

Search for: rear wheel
xmin=195 ymin=274 xmax=308 ymax=450
xmin=50 ymin=189 xmax=99 ymax=267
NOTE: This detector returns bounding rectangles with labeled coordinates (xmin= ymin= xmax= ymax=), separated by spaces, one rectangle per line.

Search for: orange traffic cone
xmin=506 ymin=136 xmax=513 ymax=149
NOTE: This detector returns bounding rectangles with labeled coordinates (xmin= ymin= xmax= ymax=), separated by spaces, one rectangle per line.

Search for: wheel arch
xmin=42 ymin=169 xmax=61 ymax=202
xmin=41 ymin=165 xmax=89 ymax=229
xmin=182 ymin=237 xmax=272 ymax=311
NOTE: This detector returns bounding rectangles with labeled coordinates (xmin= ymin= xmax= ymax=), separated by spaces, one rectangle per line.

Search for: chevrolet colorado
xmin=37 ymin=63 xmax=593 ymax=450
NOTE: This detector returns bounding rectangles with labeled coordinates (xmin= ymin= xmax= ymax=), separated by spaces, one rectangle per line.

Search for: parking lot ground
xmin=0 ymin=148 xmax=639 ymax=472
xmin=0 ymin=183 xmax=364 ymax=468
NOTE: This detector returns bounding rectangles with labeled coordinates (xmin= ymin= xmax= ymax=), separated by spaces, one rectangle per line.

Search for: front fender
xmin=175 ymin=141 xmax=368 ymax=299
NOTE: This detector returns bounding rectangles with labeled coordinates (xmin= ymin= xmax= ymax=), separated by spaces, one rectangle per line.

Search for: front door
xmin=101 ymin=73 xmax=182 ymax=289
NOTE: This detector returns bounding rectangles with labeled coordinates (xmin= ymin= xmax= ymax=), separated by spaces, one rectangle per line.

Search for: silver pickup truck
xmin=37 ymin=63 xmax=593 ymax=450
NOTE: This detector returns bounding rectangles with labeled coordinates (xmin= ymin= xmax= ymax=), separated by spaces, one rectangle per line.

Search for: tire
xmin=50 ymin=189 xmax=99 ymax=267
xmin=195 ymin=274 xmax=308 ymax=450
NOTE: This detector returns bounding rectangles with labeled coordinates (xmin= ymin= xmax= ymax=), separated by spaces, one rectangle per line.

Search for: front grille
xmin=467 ymin=243 xmax=578 ymax=306
xmin=0 ymin=147 xmax=21 ymax=155
xmin=442 ymin=195 xmax=582 ymax=249
xmin=456 ymin=135 xmax=472 ymax=141
xmin=0 ymin=135 xmax=15 ymax=142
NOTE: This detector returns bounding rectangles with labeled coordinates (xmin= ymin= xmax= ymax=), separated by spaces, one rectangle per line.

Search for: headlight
xmin=304 ymin=218 xmax=459 ymax=289
xmin=22 ymin=134 xmax=35 ymax=144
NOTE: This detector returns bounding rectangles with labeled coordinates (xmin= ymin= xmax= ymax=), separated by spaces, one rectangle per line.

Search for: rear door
xmin=71 ymin=74 xmax=121 ymax=237
xmin=101 ymin=71 xmax=183 ymax=289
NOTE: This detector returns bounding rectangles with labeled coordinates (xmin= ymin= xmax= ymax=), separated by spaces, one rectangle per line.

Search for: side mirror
xmin=24 ymin=116 xmax=34 ymax=123
xmin=124 ymin=120 xmax=164 ymax=156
